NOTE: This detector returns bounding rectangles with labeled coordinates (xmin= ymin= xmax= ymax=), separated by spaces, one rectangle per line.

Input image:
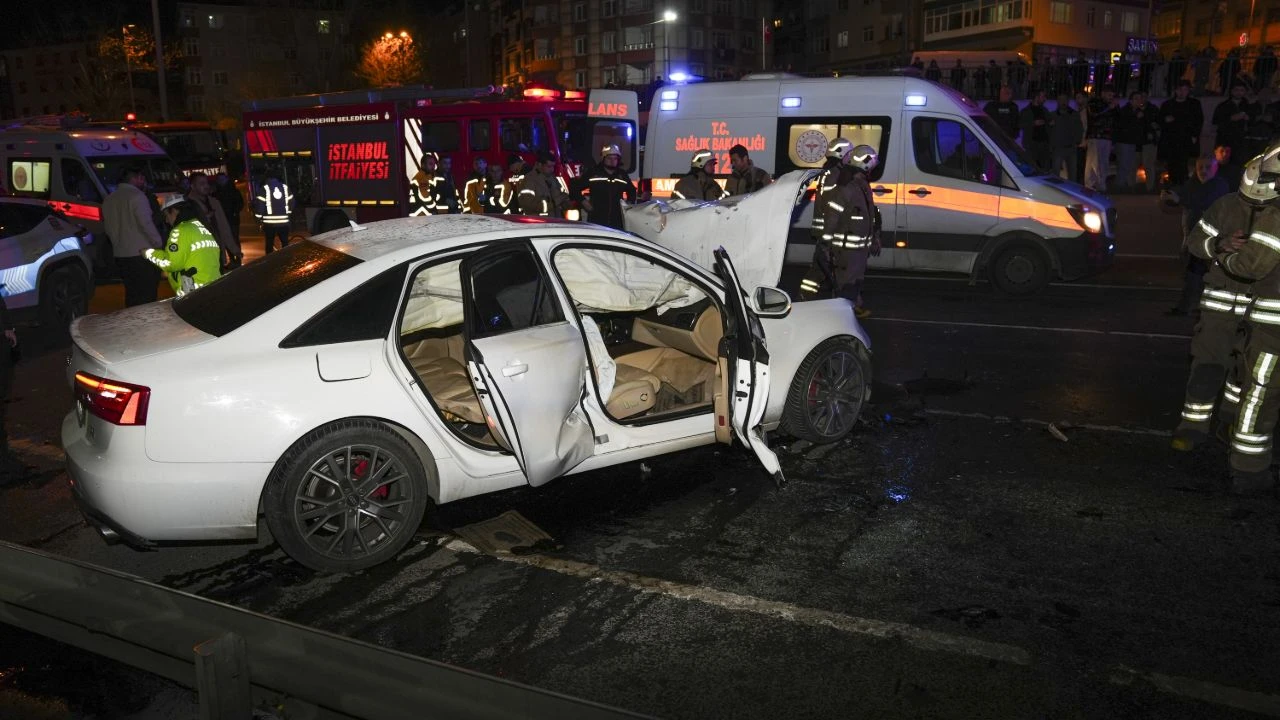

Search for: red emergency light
xmin=125 ymin=112 xmax=137 ymax=121
xmin=523 ymin=87 xmax=561 ymax=99
xmin=563 ymin=90 xmax=585 ymax=100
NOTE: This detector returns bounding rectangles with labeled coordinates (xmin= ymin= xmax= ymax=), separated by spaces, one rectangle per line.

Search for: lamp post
xmin=122 ymin=25 xmax=137 ymax=116
xmin=152 ymin=0 xmax=168 ymax=121
xmin=661 ymin=9 xmax=677 ymax=80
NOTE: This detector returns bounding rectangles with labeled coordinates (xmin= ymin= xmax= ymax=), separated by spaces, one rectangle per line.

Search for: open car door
xmin=713 ymin=247 xmax=785 ymax=486
xmin=460 ymin=245 xmax=594 ymax=487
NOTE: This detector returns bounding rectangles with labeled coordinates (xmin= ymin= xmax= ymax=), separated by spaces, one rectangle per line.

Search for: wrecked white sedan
xmin=62 ymin=171 xmax=871 ymax=572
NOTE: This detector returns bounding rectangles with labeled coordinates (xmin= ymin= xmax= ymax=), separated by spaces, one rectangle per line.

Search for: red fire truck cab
xmin=241 ymin=85 xmax=640 ymax=234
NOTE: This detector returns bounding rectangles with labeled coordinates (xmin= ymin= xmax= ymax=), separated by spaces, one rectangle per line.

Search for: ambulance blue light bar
xmin=905 ymin=93 xmax=927 ymax=107
xmin=660 ymin=90 xmax=679 ymax=101
xmin=781 ymin=97 xmax=801 ymax=108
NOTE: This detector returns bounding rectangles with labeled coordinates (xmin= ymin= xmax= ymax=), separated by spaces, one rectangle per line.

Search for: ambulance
xmin=642 ymin=73 xmax=1116 ymax=295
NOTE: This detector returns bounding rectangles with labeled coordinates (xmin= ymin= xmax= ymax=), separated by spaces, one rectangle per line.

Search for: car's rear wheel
xmin=40 ymin=265 xmax=90 ymax=336
xmin=264 ymin=420 xmax=429 ymax=573
xmin=781 ymin=337 xmax=870 ymax=444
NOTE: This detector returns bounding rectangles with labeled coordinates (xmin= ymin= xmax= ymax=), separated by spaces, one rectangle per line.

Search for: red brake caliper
xmin=354 ymin=458 xmax=390 ymax=499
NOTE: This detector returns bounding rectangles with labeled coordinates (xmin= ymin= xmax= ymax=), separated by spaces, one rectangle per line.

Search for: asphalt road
xmin=3 ymin=195 xmax=1279 ymax=719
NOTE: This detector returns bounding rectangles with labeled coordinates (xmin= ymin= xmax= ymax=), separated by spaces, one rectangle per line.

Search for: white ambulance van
xmin=642 ymin=74 xmax=1117 ymax=295
xmin=0 ymin=118 xmax=186 ymax=273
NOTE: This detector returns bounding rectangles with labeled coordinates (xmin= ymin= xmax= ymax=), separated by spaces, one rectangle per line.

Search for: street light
xmin=661 ymin=10 xmax=677 ymax=80
xmin=122 ymin=24 xmax=137 ymax=116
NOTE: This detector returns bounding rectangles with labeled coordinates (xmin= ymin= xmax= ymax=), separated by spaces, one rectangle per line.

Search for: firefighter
xmin=1195 ymin=142 xmax=1280 ymax=495
xmin=671 ymin=149 xmax=726 ymax=201
xmin=577 ymin=144 xmax=637 ymax=230
xmin=725 ymin=143 xmax=772 ymax=196
xmin=409 ymin=151 xmax=448 ymax=216
xmin=799 ymin=138 xmax=880 ymax=317
xmin=486 ymin=161 xmax=513 ymax=213
xmin=253 ymin=170 xmax=294 ymax=254
xmin=462 ymin=157 xmax=489 ymax=214
xmin=517 ymin=151 xmax=569 ymax=217
xmin=145 ymin=197 xmax=222 ymax=296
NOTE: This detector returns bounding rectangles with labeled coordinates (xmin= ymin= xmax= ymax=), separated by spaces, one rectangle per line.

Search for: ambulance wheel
xmin=990 ymin=243 xmax=1049 ymax=296
xmin=781 ymin=337 xmax=870 ymax=444
xmin=264 ymin=419 xmax=430 ymax=573
xmin=39 ymin=265 xmax=89 ymax=336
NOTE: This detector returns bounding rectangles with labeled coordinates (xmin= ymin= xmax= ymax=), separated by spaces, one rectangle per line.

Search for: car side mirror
xmin=752 ymin=286 xmax=791 ymax=318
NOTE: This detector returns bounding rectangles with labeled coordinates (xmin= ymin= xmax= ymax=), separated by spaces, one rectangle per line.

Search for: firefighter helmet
xmin=1240 ymin=144 xmax=1280 ymax=205
xmin=601 ymin=144 xmax=622 ymax=160
xmin=826 ymin=138 xmax=854 ymax=162
xmin=690 ymin=149 xmax=715 ymax=169
xmin=847 ymin=144 xmax=879 ymax=172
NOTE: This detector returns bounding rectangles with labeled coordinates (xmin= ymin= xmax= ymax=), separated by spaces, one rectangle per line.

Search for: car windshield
xmin=148 ymin=130 xmax=225 ymax=166
xmin=173 ymin=240 xmax=362 ymax=336
xmin=88 ymin=155 xmax=186 ymax=193
xmin=970 ymin=115 xmax=1044 ymax=177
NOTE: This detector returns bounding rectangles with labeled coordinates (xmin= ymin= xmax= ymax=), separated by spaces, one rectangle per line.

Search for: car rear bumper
xmin=1053 ymin=231 xmax=1115 ymax=281
xmin=62 ymin=412 xmax=270 ymax=543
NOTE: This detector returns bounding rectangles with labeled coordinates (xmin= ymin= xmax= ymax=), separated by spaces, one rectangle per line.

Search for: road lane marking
xmin=441 ymin=538 xmax=1032 ymax=665
xmin=1110 ymin=665 xmax=1280 ymax=717
xmin=865 ymin=316 xmax=1192 ymax=340
xmin=920 ymin=409 xmax=1172 ymax=438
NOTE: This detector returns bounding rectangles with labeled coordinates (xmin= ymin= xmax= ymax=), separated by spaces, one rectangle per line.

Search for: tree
xmin=70 ymin=28 xmax=179 ymax=118
xmin=356 ymin=32 xmax=424 ymax=88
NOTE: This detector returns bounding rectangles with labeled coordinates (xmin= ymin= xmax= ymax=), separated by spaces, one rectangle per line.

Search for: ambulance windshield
xmin=970 ymin=115 xmax=1044 ymax=177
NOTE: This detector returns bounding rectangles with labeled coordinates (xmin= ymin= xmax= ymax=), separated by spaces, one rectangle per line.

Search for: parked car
xmin=63 ymin=172 xmax=871 ymax=572
xmin=0 ymin=197 xmax=94 ymax=332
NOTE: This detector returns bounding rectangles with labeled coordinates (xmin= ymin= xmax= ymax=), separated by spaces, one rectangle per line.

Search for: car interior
xmin=396 ymin=246 xmax=726 ymax=450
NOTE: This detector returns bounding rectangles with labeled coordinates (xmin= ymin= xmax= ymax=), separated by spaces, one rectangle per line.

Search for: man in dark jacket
xmin=672 ymin=150 xmax=726 ymax=201
xmin=1212 ymin=82 xmax=1258 ymax=166
xmin=576 ymin=144 xmax=636 ymax=230
xmin=983 ymin=85 xmax=1020 ymax=141
xmin=725 ymin=144 xmax=772 ymax=196
xmin=949 ymin=60 xmax=966 ymax=93
xmin=1159 ymin=79 xmax=1204 ymax=187
xmin=1050 ymin=92 xmax=1084 ymax=181
xmin=1115 ymin=91 xmax=1161 ymax=192
xmin=212 ymin=172 xmax=244 ymax=254
xmin=1019 ymin=90 xmax=1052 ymax=170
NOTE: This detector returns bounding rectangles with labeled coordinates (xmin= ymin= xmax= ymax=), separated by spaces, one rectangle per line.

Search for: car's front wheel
xmin=264 ymin=420 xmax=429 ymax=573
xmin=40 ymin=265 xmax=90 ymax=336
xmin=781 ymin=337 xmax=870 ymax=444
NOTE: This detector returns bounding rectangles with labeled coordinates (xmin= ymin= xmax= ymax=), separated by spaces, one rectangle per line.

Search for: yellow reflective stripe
xmin=827 ymin=202 xmax=845 ymax=212
xmin=1251 ymin=231 xmax=1280 ymax=252
xmin=1227 ymin=382 xmax=1244 ymax=393
xmin=1202 ymin=299 xmax=1234 ymax=312
xmin=1198 ymin=218 xmax=1219 ymax=236
xmin=1234 ymin=430 xmax=1270 ymax=442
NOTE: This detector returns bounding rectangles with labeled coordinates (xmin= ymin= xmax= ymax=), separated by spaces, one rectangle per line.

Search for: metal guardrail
xmin=0 ymin=541 xmax=654 ymax=720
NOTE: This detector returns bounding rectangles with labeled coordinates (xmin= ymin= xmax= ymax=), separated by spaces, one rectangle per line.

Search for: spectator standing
xmin=1159 ymin=79 xmax=1204 ymax=187
xmin=438 ymin=155 xmax=461 ymax=214
xmin=1069 ymin=53 xmax=1090 ymax=94
xmin=1084 ymin=85 xmax=1120 ymax=191
xmin=950 ymin=60 xmax=967 ymax=93
xmin=1049 ymin=92 xmax=1084 ymax=181
xmin=1115 ymin=91 xmax=1161 ymax=192
xmin=1161 ymin=156 xmax=1229 ymax=315
xmin=973 ymin=63 xmax=988 ymax=100
xmin=212 ymin=173 xmax=244 ymax=253
xmin=1009 ymin=59 xmax=1028 ymax=99
xmin=1019 ymin=90 xmax=1053 ymax=169
xmin=1256 ymin=46 xmax=1278 ymax=92
xmin=1215 ymin=144 xmax=1244 ymax=192
xmin=725 ymin=144 xmax=773 ymax=196
xmin=1193 ymin=47 xmax=1215 ymax=94
xmin=185 ymin=172 xmax=240 ymax=269
xmin=1212 ymin=82 xmax=1258 ymax=164
xmin=987 ymin=59 xmax=1002 ymax=100
xmin=102 ymin=167 xmax=164 ymax=307
xmin=925 ymin=60 xmax=942 ymax=83
xmin=984 ymin=85 xmax=1020 ymax=141
xmin=1219 ymin=49 xmax=1243 ymax=94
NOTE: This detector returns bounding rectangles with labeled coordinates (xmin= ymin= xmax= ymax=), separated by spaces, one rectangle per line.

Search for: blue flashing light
xmin=781 ymin=96 xmax=801 ymax=108
xmin=668 ymin=71 xmax=690 ymax=83
xmin=626 ymin=125 xmax=633 ymax=138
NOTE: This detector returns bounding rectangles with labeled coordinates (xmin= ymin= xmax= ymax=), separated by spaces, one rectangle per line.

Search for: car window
xmin=8 ymin=159 xmax=52 ymax=198
xmin=912 ymin=117 xmax=1003 ymax=187
xmin=87 ymin=155 xmax=185 ymax=193
xmin=61 ymin=159 xmax=101 ymax=202
xmin=469 ymin=120 xmax=491 ymax=151
xmin=173 ymin=240 xmax=362 ymax=337
xmin=281 ymin=263 xmax=408 ymax=348
xmin=463 ymin=245 xmax=563 ymax=338
xmin=0 ymin=203 xmax=48 ymax=238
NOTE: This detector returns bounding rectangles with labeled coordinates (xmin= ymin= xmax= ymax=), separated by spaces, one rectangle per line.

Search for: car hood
xmin=71 ymin=301 xmax=216 ymax=366
xmin=623 ymin=169 xmax=819 ymax=291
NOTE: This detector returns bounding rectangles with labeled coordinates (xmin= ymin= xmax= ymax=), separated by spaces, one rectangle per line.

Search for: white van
xmin=642 ymin=74 xmax=1116 ymax=294
xmin=0 ymin=119 xmax=187 ymax=273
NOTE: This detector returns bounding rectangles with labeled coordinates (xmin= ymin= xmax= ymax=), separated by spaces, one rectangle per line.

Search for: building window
xmin=837 ymin=30 xmax=849 ymax=47
xmin=714 ymin=0 xmax=731 ymax=15
xmin=187 ymin=68 xmax=202 ymax=85
xmin=743 ymin=32 xmax=755 ymax=51
xmin=291 ymin=72 xmax=303 ymax=86
xmin=623 ymin=26 xmax=654 ymax=48
xmin=1049 ymin=1 xmax=1071 ymax=24
xmin=603 ymin=0 xmax=617 ymax=17
xmin=207 ymin=14 xmax=224 ymax=29
xmin=1154 ymin=12 xmax=1182 ymax=37
xmin=603 ymin=66 xmax=620 ymax=85
xmin=574 ymin=35 xmax=588 ymax=55
xmin=740 ymin=0 xmax=753 ymax=14
xmin=1122 ymin=10 xmax=1139 ymax=33
xmin=575 ymin=69 xmax=588 ymax=87
xmin=318 ymin=19 xmax=331 ymax=34
xmin=189 ymin=96 xmax=204 ymax=113
xmin=839 ymin=0 xmax=849 ymax=9
xmin=1085 ymin=7 xmax=1095 ymax=28
xmin=574 ymin=2 xmax=587 ymax=21
xmin=690 ymin=28 xmax=705 ymax=48
xmin=813 ymin=35 xmax=830 ymax=52
xmin=213 ymin=71 xmax=228 ymax=86
xmin=13 ymin=57 xmax=21 ymax=70
xmin=321 ymin=48 xmax=332 ymax=61
xmin=862 ymin=25 xmax=873 ymax=41
xmin=1103 ymin=9 xmax=1113 ymax=28
xmin=184 ymin=38 xmax=200 ymax=56
xmin=602 ymin=32 xmax=617 ymax=52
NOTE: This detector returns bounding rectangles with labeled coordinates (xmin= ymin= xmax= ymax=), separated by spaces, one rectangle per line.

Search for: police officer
xmin=517 ymin=151 xmax=569 ymax=217
xmin=672 ymin=149 xmax=726 ymax=201
xmin=577 ymin=143 xmax=636 ymax=230
xmin=410 ymin=152 xmax=448 ymax=216
xmin=253 ymin=170 xmax=294 ymax=253
xmin=145 ymin=197 xmax=222 ymax=296
xmin=1193 ymin=142 xmax=1280 ymax=495
xmin=800 ymin=138 xmax=880 ymax=317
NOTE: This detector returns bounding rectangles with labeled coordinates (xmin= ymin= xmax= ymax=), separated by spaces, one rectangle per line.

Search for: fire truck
xmin=240 ymin=85 xmax=640 ymax=235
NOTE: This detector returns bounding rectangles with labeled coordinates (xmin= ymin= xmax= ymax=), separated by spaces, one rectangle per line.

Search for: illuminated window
xmin=469 ymin=120 xmax=491 ymax=151
xmin=181 ymin=13 xmax=195 ymax=28
xmin=781 ymin=121 xmax=887 ymax=178
xmin=1049 ymin=1 xmax=1071 ymax=24
xmin=7 ymin=158 xmax=52 ymax=197
xmin=1103 ymin=9 xmax=1113 ymax=28
xmin=318 ymin=19 xmax=331 ymax=34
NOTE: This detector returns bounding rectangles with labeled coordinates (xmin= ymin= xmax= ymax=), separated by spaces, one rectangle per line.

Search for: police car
xmin=0 ymin=198 xmax=93 ymax=332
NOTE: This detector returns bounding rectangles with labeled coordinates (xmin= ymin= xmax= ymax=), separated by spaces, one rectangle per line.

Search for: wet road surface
xmin=2 ymin=196 xmax=1279 ymax=718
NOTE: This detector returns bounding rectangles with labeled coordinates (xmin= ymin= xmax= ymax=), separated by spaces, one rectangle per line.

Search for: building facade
xmin=1156 ymin=0 xmax=1280 ymax=55
xmin=0 ymin=39 xmax=165 ymax=121
xmin=920 ymin=0 xmax=1151 ymax=64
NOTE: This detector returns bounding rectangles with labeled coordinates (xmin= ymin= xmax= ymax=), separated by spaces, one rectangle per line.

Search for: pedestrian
xmin=409 ymin=152 xmax=447 ymax=216
xmin=1185 ymin=143 xmax=1280 ymax=495
xmin=576 ymin=143 xmax=637 ymax=230
xmin=145 ymin=197 xmax=222 ymax=297
xmin=0 ymin=294 xmax=31 ymax=488
xmin=1218 ymin=49 xmax=1242 ymax=96
xmin=1212 ymin=81 xmax=1258 ymax=165
xmin=1115 ymin=91 xmax=1161 ymax=192
xmin=102 ymin=167 xmax=164 ymax=307
xmin=1049 ymin=92 xmax=1084 ymax=181
xmin=1074 ymin=90 xmax=1091 ymax=182
xmin=925 ymin=59 xmax=942 ymax=83
xmin=462 ymin=156 xmax=489 ymax=214
xmin=725 ymin=143 xmax=772 ymax=196
xmin=212 ymin=172 xmax=244 ymax=265
xmin=1069 ymin=53 xmax=1089 ymax=95
xmin=186 ymin=172 xmax=241 ymax=269
xmin=671 ymin=149 xmax=727 ymax=201
xmin=984 ymin=85 xmax=1020 ymax=141
xmin=950 ymin=59 xmax=967 ymax=93
xmin=253 ymin=170 xmax=294 ymax=253
xmin=1020 ymin=90 xmax=1052 ymax=170
xmin=1159 ymin=79 xmax=1204 ymax=187
xmin=1162 ymin=156 xmax=1229 ymax=316
xmin=800 ymin=138 xmax=880 ymax=320
xmin=1009 ymin=59 xmax=1028 ymax=99
xmin=517 ymin=150 xmax=569 ymax=217
xmin=973 ymin=63 xmax=988 ymax=100
xmin=1084 ymin=84 xmax=1120 ymax=192
xmin=987 ymin=59 xmax=1002 ymax=100
xmin=1216 ymin=144 xmax=1244 ymax=192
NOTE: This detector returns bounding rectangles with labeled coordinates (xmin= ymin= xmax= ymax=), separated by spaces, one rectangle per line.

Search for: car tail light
xmin=74 ymin=372 xmax=150 ymax=426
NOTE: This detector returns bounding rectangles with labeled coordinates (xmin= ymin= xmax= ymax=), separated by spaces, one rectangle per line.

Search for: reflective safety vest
xmin=462 ymin=173 xmax=486 ymax=214
xmin=144 ymin=219 xmax=223 ymax=295
xmin=410 ymin=170 xmax=449 ymax=216
xmin=486 ymin=178 xmax=512 ymax=213
xmin=253 ymin=180 xmax=294 ymax=226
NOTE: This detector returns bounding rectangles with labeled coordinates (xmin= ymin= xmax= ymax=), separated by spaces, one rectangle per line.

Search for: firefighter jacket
xmin=487 ymin=177 xmax=512 ymax=213
xmin=672 ymin=169 xmax=726 ymax=201
xmin=462 ymin=172 xmax=488 ymax=214
xmin=252 ymin=179 xmax=294 ymax=226
xmin=1195 ymin=195 xmax=1280 ymax=328
xmin=517 ymin=171 xmax=568 ymax=217
xmin=410 ymin=169 xmax=449 ymax=215
xmin=144 ymin=219 xmax=222 ymax=296
xmin=725 ymin=162 xmax=772 ymax=196
xmin=577 ymin=163 xmax=636 ymax=229
xmin=813 ymin=167 xmax=877 ymax=251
